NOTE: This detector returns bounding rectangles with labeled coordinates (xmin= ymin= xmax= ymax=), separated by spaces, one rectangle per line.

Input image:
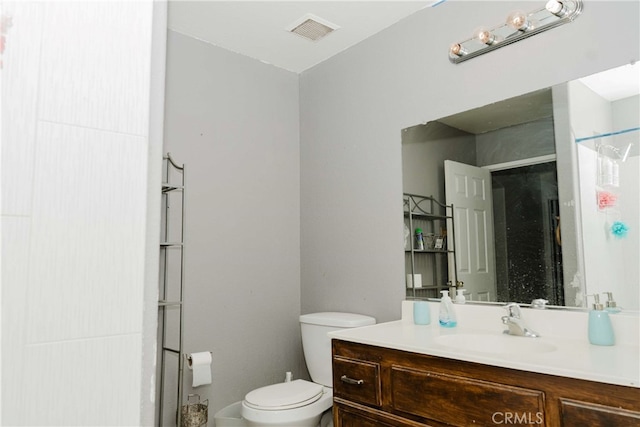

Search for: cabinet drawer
xmin=391 ymin=365 xmax=545 ymax=426
xmin=335 ymin=402 xmax=424 ymax=427
xmin=560 ymin=399 xmax=640 ymax=426
xmin=333 ymin=356 xmax=382 ymax=407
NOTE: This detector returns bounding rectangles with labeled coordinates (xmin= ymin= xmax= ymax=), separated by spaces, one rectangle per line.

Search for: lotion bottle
xmin=587 ymin=294 xmax=615 ymax=346
xmin=439 ymin=290 xmax=457 ymax=328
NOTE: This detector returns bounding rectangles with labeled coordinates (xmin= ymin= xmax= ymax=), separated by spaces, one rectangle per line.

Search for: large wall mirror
xmin=402 ymin=62 xmax=639 ymax=311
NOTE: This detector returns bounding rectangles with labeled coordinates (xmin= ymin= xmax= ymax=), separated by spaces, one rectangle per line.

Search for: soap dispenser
xmin=439 ymin=290 xmax=457 ymax=328
xmin=603 ymin=292 xmax=622 ymax=313
xmin=587 ymin=294 xmax=615 ymax=346
xmin=455 ymin=289 xmax=466 ymax=304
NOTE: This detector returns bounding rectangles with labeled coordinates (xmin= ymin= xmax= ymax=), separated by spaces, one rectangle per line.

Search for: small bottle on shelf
xmin=414 ymin=228 xmax=425 ymax=250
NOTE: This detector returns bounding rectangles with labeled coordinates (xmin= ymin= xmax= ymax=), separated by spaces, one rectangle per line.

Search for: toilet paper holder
xmin=184 ymin=352 xmax=212 ymax=368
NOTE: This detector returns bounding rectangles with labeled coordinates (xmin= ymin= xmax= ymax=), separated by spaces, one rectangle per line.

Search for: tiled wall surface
xmin=2 ymin=2 xmax=154 ymax=424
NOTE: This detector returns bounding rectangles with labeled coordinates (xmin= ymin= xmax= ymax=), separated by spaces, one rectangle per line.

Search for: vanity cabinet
xmin=403 ymin=193 xmax=456 ymax=300
xmin=332 ymin=340 xmax=640 ymax=426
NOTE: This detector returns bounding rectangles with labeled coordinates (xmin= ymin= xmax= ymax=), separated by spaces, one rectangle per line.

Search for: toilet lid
xmin=244 ymin=379 xmax=324 ymax=411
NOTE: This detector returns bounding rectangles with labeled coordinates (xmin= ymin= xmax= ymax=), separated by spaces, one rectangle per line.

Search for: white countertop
xmin=329 ymin=301 xmax=640 ymax=388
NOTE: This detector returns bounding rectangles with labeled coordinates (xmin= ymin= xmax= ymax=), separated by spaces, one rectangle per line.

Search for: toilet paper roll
xmin=406 ymin=274 xmax=422 ymax=288
xmin=188 ymin=352 xmax=212 ymax=387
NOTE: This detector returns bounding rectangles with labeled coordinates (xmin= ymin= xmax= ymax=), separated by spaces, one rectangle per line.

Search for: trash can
xmin=181 ymin=394 xmax=208 ymax=427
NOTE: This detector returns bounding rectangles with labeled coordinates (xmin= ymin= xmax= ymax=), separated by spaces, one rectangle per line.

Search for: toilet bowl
xmin=215 ymin=400 xmax=334 ymax=427
xmin=238 ymin=312 xmax=375 ymax=427
xmin=241 ymin=380 xmax=333 ymax=426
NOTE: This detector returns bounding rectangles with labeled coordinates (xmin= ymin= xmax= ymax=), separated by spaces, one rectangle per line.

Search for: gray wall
xmin=163 ymin=31 xmax=303 ymax=414
xmin=299 ymin=1 xmax=640 ymax=321
xmin=402 ymin=122 xmax=476 ymax=201
xmin=614 ymin=94 xmax=640 ymax=133
xmin=476 ymin=117 xmax=556 ymax=166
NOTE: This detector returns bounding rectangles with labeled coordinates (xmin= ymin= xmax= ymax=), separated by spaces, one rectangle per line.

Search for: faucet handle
xmin=504 ymin=302 xmax=522 ymax=318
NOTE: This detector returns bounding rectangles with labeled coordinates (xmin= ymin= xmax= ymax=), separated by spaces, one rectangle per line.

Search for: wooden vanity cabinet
xmin=332 ymin=339 xmax=640 ymax=426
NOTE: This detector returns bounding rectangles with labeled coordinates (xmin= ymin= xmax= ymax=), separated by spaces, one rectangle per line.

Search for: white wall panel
xmin=21 ymin=335 xmax=142 ymax=426
xmin=1 ymin=1 xmax=157 ymax=424
xmin=1 ymin=2 xmax=43 ymax=215
xmin=26 ymin=122 xmax=147 ymax=343
xmin=37 ymin=1 xmax=152 ymax=136
xmin=0 ymin=217 xmax=30 ymax=423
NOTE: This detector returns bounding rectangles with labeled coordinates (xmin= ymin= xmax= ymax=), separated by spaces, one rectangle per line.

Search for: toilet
xmin=239 ymin=312 xmax=376 ymax=427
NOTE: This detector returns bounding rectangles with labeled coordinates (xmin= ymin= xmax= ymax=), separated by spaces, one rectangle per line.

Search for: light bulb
xmin=449 ymin=43 xmax=467 ymax=56
xmin=475 ymin=27 xmax=497 ymax=45
xmin=506 ymin=11 xmax=532 ymax=31
xmin=545 ymin=0 xmax=568 ymax=16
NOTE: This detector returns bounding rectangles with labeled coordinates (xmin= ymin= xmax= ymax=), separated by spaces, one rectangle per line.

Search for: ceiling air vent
xmin=286 ymin=13 xmax=339 ymax=42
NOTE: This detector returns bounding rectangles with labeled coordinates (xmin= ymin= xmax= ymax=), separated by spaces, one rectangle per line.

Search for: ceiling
xmin=167 ymin=1 xmax=438 ymax=74
xmin=436 ymin=89 xmax=553 ymax=135
xmin=578 ymin=61 xmax=640 ymax=102
xmin=168 ymin=1 xmax=639 ymax=98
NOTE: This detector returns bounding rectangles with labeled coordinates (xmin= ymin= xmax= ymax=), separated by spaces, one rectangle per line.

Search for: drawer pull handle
xmin=341 ymin=375 xmax=364 ymax=385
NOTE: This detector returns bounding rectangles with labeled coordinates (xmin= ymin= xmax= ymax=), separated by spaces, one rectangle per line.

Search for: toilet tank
xmin=299 ymin=312 xmax=376 ymax=387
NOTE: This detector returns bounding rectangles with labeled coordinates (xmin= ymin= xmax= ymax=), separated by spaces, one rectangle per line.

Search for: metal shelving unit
xmin=157 ymin=153 xmax=185 ymax=426
xmin=403 ymin=193 xmax=457 ymax=300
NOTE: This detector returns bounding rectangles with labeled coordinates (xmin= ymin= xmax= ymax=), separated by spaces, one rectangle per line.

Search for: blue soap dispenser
xmin=587 ymin=294 xmax=615 ymax=346
xmin=439 ymin=290 xmax=457 ymax=328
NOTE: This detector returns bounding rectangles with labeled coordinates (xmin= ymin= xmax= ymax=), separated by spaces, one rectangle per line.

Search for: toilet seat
xmin=244 ymin=379 xmax=324 ymax=411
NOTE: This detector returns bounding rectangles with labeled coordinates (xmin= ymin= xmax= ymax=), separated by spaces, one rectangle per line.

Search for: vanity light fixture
xmin=449 ymin=0 xmax=583 ymax=63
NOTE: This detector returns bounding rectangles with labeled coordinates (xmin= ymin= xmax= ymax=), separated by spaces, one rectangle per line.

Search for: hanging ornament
xmin=610 ymin=221 xmax=629 ymax=239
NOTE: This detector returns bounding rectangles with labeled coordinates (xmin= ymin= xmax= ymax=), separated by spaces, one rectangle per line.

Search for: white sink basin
xmin=435 ymin=333 xmax=557 ymax=355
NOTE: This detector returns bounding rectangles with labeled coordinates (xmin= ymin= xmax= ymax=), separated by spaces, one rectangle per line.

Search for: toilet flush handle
xmin=340 ymin=375 xmax=364 ymax=385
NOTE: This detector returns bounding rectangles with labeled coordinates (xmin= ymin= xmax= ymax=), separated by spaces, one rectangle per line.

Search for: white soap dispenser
xmin=455 ymin=289 xmax=466 ymax=304
xmin=439 ymin=290 xmax=457 ymax=328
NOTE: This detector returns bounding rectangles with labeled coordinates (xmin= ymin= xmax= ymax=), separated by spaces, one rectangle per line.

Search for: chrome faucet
xmin=501 ymin=303 xmax=540 ymax=338
xmin=531 ymin=299 xmax=549 ymax=309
